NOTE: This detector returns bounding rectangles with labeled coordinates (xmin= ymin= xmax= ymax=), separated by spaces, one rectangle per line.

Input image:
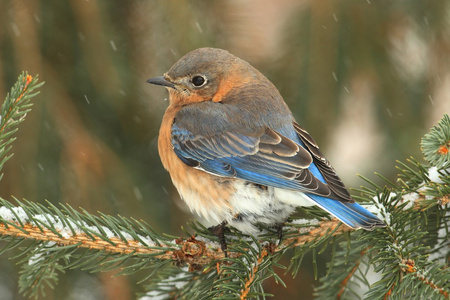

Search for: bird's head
xmin=147 ymin=48 xmax=264 ymax=105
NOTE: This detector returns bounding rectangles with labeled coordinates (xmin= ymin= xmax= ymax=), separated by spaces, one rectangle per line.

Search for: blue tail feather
xmin=308 ymin=194 xmax=385 ymax=230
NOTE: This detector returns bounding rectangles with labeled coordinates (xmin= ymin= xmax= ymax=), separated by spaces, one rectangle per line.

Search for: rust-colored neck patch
xmin=212 ymin=68 xmax=251 ymax=103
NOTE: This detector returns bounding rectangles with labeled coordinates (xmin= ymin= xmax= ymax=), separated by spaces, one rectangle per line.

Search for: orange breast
xmin=158 ymin=104 xmax=234 ymax=221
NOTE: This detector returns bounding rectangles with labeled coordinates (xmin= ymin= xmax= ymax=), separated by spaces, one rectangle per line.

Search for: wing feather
xmin=169 ymin=99 xmax=353 ymax=202
xmin=172 ymin=121 xmax=345 ymax=199
xmin=293 ymin=122 xmax=353 ymax=202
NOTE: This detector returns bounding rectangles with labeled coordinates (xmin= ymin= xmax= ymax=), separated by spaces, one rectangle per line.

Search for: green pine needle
xmin=421 ymin=114 xmax=450 ymax=168
xmin=0 ymin=72 xmax=43 ymax=176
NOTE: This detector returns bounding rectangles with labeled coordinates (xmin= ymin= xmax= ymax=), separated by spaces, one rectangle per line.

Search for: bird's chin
xmin=171 ymin=87 xmax=190 ymax=96
xmin=167 ymin=89 xmax=189 ymax=104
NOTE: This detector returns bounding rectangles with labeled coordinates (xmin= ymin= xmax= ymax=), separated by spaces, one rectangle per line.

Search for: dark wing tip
xmin=364 ymin=219 xmax=387 ymax=230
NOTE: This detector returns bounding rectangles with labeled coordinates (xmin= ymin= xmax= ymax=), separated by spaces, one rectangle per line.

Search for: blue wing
xmin=171 ymin=101 xmax=384 ymax=229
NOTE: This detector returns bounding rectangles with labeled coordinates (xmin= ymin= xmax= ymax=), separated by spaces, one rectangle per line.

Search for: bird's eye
xmin=192 ymin=75 xmax=206 ymax=87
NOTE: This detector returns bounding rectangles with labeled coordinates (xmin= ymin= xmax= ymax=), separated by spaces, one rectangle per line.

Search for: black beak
xmin=146 ymin=76 xmax=175 ymax=89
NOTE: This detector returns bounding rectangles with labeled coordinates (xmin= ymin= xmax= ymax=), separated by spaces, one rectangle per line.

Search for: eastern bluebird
xmin=147 ymin=48 xmax=385 ymax=240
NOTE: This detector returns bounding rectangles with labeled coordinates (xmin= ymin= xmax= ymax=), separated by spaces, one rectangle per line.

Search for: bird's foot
xmin=274 ymin=222 xmax=285 ymax=245
xmin=208 ymin=221 xmax=229 ymax=257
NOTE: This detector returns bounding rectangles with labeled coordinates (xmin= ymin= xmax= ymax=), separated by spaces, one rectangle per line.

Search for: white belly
xmin=227 ymin=181 xmax=315 ymax=234
xmin=176 ymin=176 xmax=316 ymax=235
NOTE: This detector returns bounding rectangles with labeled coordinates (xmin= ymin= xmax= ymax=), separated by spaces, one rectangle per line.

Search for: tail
xmin=308 ymin=194 xmax=385 ymax=230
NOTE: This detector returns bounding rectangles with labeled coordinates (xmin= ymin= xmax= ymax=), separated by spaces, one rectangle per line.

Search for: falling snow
xmin=34 ymin=14 xmax=41 ymax=23
xmin=78 ymin=32 xmax=86 ymax=41
xmin=133 ymin=186 xmax=143 ymax=202
xmin=195 ymin=22 xmax=203 ymax=33
xmin=10 ymin=23 xmax=20 ymax=36
xmin=109 ymin=40 xmax=117 ymax=51
xmin=332 ymin=72 xmax=338 ymax=82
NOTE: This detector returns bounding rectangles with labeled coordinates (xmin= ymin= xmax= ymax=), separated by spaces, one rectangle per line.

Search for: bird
xmin=147 ymin=48 xmax=385 ymax=244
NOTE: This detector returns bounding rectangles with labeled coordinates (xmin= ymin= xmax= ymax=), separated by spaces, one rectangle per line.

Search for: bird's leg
xmin=274 ymin=222 xmax=285 ymax=245
xmin=208 ymin=221 xmax=229 ymax=257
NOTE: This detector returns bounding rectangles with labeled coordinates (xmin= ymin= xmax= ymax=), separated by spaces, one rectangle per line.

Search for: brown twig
xmin=337 ymin=247 xmax=370 ymax=299
xmin=280 ymin=219 xmax=352 ymax=250
xmin=0 ymin=219 xmax=349 ymax=268
xmin=384 ymin=282 xmax=396 ymax=300
xmin=0 ymin=74 xmax=33 ymax=133
xmin=400 ymin=259 xmax=449 ymax=298
xmin=239 ymin=247 xmax=269 ymax=300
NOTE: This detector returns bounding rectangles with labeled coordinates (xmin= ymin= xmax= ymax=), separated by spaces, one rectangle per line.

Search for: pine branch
xmin=0 ymin=215 xmax=169 ymax=256
xmin=314 ymin=115 xmax=450 ymax=300
xmin=0 ymin=196 xmax=353 ymax=299
xmin=336 ymin=246 xmax=371 ymax=299
xmin=0 ymin=198 xmax=350 ymax=265
xmin=239 ymin=247 xmax=270 ymax=299
xmin=0 ymin=72 xmax=43 ymax=177
xmin=421 ymin=114 xmax=450 ymax=168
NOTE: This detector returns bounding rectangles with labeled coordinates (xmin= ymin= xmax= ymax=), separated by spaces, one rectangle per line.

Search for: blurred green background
xmin=0 ymin=0 xmax=449 ymax=299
